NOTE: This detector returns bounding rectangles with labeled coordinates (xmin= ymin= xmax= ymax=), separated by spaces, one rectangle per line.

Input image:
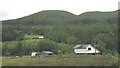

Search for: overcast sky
xmin=0 ymin=0 xmax=119 ymax=21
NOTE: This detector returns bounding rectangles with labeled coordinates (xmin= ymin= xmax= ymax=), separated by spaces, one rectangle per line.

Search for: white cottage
xmin=74 ymin=44 xmax=101 ymax=55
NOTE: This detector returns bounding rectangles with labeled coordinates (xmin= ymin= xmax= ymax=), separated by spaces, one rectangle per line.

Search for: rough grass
xmin=24 ymin=34 xmax=39 ymax=38
xmin=2 ymin=55 xmax=118 ymax=66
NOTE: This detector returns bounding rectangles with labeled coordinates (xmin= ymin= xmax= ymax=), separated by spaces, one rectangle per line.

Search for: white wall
xmin=74 ymin=49 xmax=87 ymax=53
xmin=86 ymin=45 xmax=100 ymax=53
xmin=31 ymin=52 xmax=37 ymax=56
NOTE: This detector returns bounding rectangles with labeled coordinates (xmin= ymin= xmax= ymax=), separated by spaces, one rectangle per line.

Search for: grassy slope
xmin=24 ymin=34 xmax=39 ymax=38
xmin=2 ymin=55 xmax=118 ymax=66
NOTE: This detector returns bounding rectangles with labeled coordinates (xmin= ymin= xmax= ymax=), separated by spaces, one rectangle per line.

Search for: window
xmin=88 ymin=48 xmax=91 ymax=50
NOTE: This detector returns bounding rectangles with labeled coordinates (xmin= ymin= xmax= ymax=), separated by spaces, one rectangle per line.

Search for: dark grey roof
xmin=74 ymin=44 xmax=90 ymax=49
xmin=42 ymin=51 xmax=53 ymax=54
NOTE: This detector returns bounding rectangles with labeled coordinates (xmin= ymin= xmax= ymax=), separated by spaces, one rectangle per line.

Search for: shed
xmin=40 ymin=51 xmax=54 ymax=57
xmin=41 ymin=51 xmax=54 ymax=55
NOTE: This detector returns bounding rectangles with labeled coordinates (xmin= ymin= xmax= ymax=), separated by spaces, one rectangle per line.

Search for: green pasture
xmin=2 ymin=55 xmax=118 ymax=66
xmin=24 ymin=34 xmax=39 ymax=38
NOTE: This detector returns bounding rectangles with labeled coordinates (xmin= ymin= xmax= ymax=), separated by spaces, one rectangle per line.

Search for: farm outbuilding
xmin=31 ymin=51 xmax=54 ymax=57
xmin=74 ymin=44 xmax=101 ymax=55
xmin=41 ymin=51 xmax=54 ymax=55
xmin=39 ymin=51 xmax=54 ymax=57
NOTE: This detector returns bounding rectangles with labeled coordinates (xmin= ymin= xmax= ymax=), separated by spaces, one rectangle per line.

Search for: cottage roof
xmin=74 ymin=44 xmax=91 ymax=49
xmin=42 ymin=51 xmax=53 ymax=54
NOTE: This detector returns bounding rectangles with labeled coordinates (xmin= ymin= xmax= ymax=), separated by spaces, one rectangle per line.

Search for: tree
xmin=16 ymin=41 xmax=23 ymax=56
xmin=45 ymin=31 xmax=70 ymax=43
xmin=95 ymin=41 xmax=106 ymax=54
xmin=36 ymin=40 xmax=55 ymax=52
xmin=66 ymin=36 xmax=79 ymax=44
xmin=94 ymin=32 xmax=118 ymax=54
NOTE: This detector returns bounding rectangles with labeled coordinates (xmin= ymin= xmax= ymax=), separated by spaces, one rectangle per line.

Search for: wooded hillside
xmin=2 ymin=10 xmax=119 ymax=56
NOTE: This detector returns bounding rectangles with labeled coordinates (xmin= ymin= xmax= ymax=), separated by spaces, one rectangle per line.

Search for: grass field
xmin=2 ymin=55 xmax=119 ymax=66
xmin=24 ymin=34 xmax=39 ymax=38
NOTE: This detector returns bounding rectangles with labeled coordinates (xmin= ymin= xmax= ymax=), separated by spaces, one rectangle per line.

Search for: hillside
xmin=2 ymin=10 xmax=119 ymax=56
xmin=2 ymin=10 xmax=118 ymax=25
xmin=3 ymin=10 xmax=76 ymax=25
xmin=78 ymin=11 xmax=118 ymax=24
